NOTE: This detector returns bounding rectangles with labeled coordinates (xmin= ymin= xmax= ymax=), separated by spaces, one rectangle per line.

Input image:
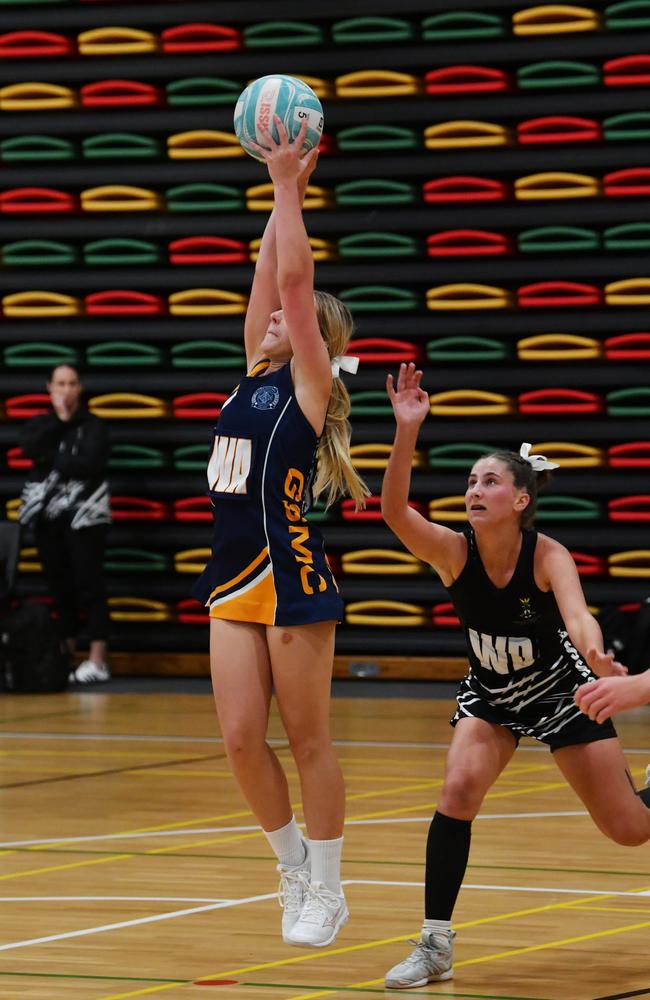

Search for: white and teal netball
xmin=233 ymin=75 xmax=324 ymax=161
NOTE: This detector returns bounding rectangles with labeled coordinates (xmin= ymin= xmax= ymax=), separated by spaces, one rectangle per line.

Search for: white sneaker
xmin=69 ymin=660 xmax=111 ymax=684
xmin=285 ymin=881 xmax=348 ymax=947
xmin=277 ymin=843 xmax=310 ymax=944
xmin=385 ymin=929 xmax=454 ymax=989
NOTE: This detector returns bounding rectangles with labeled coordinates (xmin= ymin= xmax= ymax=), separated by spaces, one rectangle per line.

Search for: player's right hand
xmin=386 ymin=362 xmax=430 ymax=429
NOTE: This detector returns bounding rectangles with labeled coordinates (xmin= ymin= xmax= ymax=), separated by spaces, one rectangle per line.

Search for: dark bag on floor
xmin=1 ymin=603 xmax=69 ymax=692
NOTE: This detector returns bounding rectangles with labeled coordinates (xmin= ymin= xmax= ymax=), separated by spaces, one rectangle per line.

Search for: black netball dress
xmin=192 ymin=359 xmax=343 ymax=627
xmin=447 ymin=527 xmax=617 ymax=749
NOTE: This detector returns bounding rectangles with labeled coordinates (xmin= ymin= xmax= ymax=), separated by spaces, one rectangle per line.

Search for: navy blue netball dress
xmin=192 ymin=359 xmax=343 ymax=626
xmin=448 ymin=527 xmax=617 ymax=749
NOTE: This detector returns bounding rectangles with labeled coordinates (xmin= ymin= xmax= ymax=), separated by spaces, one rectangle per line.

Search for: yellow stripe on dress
xmin=208 ymin=547 xmax=270 ymax=600
xmin=247 ymin=358 xmax=271 ymax=377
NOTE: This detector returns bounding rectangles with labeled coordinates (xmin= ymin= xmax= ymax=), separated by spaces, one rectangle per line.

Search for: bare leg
xmin=268 ymin=621 xmax=344 ymax=840
xmin=384 ymin=719 xmax=517 ymax=987
xmin=439 ymin=717 xmax=518 ymax=820
xmin=554 ymin=738 xmax=650 ymax=846
xmin=210 ymin=618 xmax=292 ymax=831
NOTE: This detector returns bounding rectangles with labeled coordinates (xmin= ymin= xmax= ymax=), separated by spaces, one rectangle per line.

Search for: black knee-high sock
xmin=424 ymin=811 xmax=472 ymax=921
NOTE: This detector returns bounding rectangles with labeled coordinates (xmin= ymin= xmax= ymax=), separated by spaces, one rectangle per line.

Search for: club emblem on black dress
xmin=251 ymin=386 xmax=279 ymax=410
xmin=519 ymin=597 xmax=534 ymax=620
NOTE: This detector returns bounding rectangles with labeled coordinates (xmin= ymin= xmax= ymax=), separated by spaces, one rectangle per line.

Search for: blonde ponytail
xmin=312 ymin=291 xmax=369 ymax=510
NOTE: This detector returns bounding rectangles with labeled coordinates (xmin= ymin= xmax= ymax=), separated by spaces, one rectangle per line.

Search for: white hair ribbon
xmin=331 ymin=354 xmax=359 ymax=378
xmin=519 ymin=442 xmax=560 ymax=471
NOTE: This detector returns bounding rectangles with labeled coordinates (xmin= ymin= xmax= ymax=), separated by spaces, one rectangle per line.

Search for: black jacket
xmin=19 ymin=408 xmax=111 ymax=528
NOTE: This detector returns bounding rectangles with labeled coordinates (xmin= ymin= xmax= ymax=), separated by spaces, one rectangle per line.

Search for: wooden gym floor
xmin=1 ymin=680 xmax=650 ymax=1000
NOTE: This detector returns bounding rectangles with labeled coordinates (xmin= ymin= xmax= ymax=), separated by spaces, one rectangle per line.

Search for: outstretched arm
xmin=382 ymin=363 xmax=465 ymax=583
xmin=575 ymin=671 xmax=650 ymax=723
xmin=244 ymin=126 xmax=321 ymax=370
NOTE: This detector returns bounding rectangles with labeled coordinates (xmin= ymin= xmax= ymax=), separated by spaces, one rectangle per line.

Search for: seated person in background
xmin=19 ymin=364 xmax=112 ymax=684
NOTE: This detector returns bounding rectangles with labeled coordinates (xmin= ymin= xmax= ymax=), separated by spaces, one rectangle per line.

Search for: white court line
xmin=0 ymin=812 xmax=590 ymax=849
xmin=0 ymin=826 xmax=259 ymax=848
xmin=4 ymin=884 xmax=650 ymax=904
xmin=346 ymin=880 xmax=650 ymax=897
xmin=0 ymin=730 xmax=648 ymax=753
xmin=2 ymin=880 xmax=650 ymax=952
xmin=0 ymin=896 xmax=231 ymax=903
xmin=0 ymin=732 xmax=446 ymax=748
xmin=0 ymin=890 xmax=278 ymax=952
xmin=4 ymin=883 xmax=650 ymax=907
xmin=350 ymin=811 xmax=589 ymax=823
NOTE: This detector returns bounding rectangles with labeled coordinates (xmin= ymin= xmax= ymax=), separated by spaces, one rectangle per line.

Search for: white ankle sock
xmin=263 ymin=816 xmax=306 ymax=868
xmin=309 ymin=836 xmax=343 ymax=894
xmin=423 ymin=918 xmax=452 ymax=934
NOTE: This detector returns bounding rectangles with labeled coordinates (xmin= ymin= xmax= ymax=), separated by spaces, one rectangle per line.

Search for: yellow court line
xmin=3 ymin=748 xmax=199 ymax=760
xmin=129 ymin=782 xmax=447 ymax=856
xmin=125 ymin=761 xmax=645 ymax=787
xmin=285 ymin=754 xmax=447 ymax=765
xmin=124 ymin=769 xmax=446 ymax=784
xmin=17 ymin=773 xmax=574 ymax=869
xmin=5 ymin=766 xmax=112 ymax=777
xmin=344 ymin=779 xmax=569 ymax=824
xmin=344 ymin=780 xmax=441 ymax=802
xmin=572 ymin=903 xmax=650 ymax=915
xmin=25 ymin=809 xmax=256 ymax=854
xmin=290 ymin=896 xmax=650 ymax=999
xmin=484 ymin=780 xmax=569 ymax=801
xmin=124 ymin=769 xmax=236 ymax=778
xmin=146 ymin=830 xmax=267 ymax=854
xmin=12 ymin=762 xmax=568 ymax=871
xmin=95 ymin=931 xmax=429 ymax=1000
xmin=144 ymin=780 xmax=445 ymax=853
xmin=0 ymin=853 xmax=131 ymax=882
xmin=105 ymin=809 xmax=255 ymax=836
xmin=457 ymin=916 xmax=650 ymax=967
xmin=0 ymin=810 xmax=265 ymax=884
xmin=97 ymin=885 xmax=650 ymax=1000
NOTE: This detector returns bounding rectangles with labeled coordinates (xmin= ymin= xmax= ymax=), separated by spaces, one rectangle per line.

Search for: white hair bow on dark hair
xmin=519 ymin=442 xmax=560 ymax=471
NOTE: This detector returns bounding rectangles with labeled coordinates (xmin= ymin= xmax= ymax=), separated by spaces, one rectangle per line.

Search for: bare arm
xmin=244 ymin=209 xmax=280 ymax=367
xmin=245 ymin=124 xmax=324 ymax=382
xmin=244 ymin=162 xmax=319 ymax=367
xmin=382 ymin=363 xmax=465 ymax=583
xmin=575 ymin=670 xmax=650 ymax=722
xmin=540 ymin=537 xmax=627 ymax=677
xmin=268 ymin=123 xmax=330 ymax=397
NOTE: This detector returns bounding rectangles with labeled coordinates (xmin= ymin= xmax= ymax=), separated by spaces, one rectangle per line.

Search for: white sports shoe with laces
xmin=285 ymin=880 xmax=348 ymax=947
xmin=69 ymin=660 xmax=111 ymax=684
xmin=384 ymin=928 xmax=455 ymax=989
xmin=277 ymin=843 xmax=310 ymax=943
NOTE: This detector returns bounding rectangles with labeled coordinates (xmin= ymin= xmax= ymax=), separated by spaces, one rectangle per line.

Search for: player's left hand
xmin=585 ymin=647 xmax=628 ymax=678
